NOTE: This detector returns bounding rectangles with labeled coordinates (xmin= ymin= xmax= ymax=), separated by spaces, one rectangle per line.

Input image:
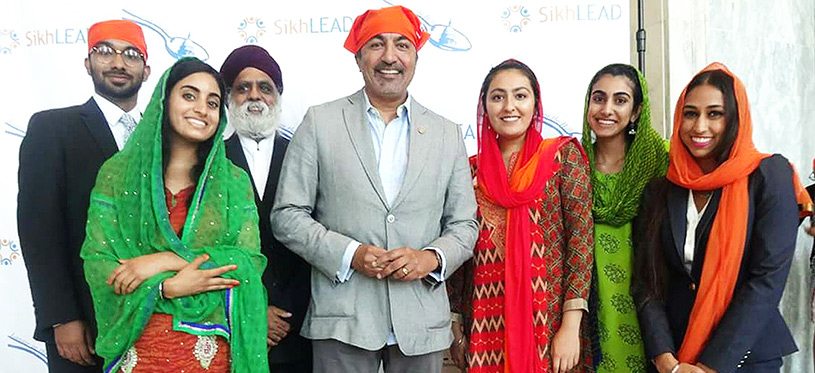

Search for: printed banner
xmin=0 ymin=1 xmax=629 ymax=370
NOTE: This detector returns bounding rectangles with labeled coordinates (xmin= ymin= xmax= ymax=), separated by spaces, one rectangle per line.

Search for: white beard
xmin=227 ymin=96 xmax=282 ymax=141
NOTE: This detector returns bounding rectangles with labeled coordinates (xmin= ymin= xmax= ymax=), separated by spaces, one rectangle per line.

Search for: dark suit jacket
xmin=224 ymin=132 xmax=312 ymax=364
xmin=18 ymin=98 xmax=118 ymax=343
xmin=635 ymin=155 xmax=798 ymax=372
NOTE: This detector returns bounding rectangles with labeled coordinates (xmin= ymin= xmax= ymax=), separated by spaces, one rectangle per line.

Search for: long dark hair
xmin=160 ymin=59 xmax=226 ymax=185
xmin=479 ymin=59 xmax=541 ymax=122
xmin=682 ymin=70 xmax=740 ymax=164
xmin=632 ymin=178 xmax=670 ymax=305
xmin=587 ymin=63 xmax=644 ymax=143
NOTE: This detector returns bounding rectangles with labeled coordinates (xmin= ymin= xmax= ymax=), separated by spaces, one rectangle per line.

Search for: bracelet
xmin=670 ymin=363 xmax=680 ymax=373
xmin=159 ymin=281 xmax=166 ymax=300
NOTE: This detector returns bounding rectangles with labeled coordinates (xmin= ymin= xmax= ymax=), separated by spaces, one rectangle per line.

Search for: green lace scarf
xmin=581 ymin=68 xmax=669 ymax=226
xmin=81 ymin=58 xmax=268 ymax=372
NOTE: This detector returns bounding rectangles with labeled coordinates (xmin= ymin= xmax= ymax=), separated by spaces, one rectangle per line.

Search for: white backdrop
xmin=0 ymin=0 xmax=630 ymax=370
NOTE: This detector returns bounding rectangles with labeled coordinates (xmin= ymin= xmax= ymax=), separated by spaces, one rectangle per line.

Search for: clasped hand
xmin=654 ymin=353 xmax=717 ymax=373
xmin=351 ymin=245 xmax=438 ymax=281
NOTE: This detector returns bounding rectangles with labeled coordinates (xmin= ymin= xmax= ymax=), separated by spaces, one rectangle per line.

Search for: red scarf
xmin=476 ymin=60 xmax=585 ymax=372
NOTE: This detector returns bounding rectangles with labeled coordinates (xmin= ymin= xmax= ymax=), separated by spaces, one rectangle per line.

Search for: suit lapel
xmin=692 ymin=190 xmax=721 ymax=279
xmin=80 ymin=98 xmax=118 ymax=159
xmin=342 ymin=90 xmax=388 ymax=207
xmin=667 ymin=182 xmax=688 ymax=267
xmin=224 ymin=135 xmax=262 ymax=205
xmin=263 ymin=133 xmax=288 ymax=204
xmin=391 ymin=100 xmax=431 ymax=209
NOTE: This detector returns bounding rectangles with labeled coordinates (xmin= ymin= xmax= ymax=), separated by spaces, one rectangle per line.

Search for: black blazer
xmin=635 ymin=155 xmax=798 ymax=372
xmin=18 ymin=98 xmax=118 ymax=343
xmin=224 ymin=133 xmax=312 ymax=364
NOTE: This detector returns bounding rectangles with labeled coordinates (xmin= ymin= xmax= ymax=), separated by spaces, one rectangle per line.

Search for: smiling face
xmin=230 ymin=67 xmax=278 ymax=110
xmin=85 ymin=39 xmax=150 ymax=102
xmin=679 ymin=84 xmax=727 ymax=173
xmin=587 ymin=74 xmax=641 ymax=142
xmin=485 ymin=69 xmax=536 ymax=146
xmin=356 ymin=33 xmax=417 ymax=105
xmin=167 ymin=72 xmax=222 ymax=146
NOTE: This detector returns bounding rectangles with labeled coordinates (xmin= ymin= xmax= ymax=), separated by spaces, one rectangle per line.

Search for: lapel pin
xmin=417 ymin=126 xmax=427 ymax=134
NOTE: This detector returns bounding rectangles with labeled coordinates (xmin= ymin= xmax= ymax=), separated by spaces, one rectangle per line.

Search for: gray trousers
xmin=312 ymin=339 xmax=443 ymax=373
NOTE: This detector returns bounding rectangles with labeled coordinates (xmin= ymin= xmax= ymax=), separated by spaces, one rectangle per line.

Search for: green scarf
xmin=581 ymin=68 xmax=669 ymax=227
xmin=81 ymin=58 xmax=268 ymax=373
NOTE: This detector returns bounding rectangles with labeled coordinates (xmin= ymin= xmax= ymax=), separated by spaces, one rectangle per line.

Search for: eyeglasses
xmin=90 ymin=44 xmax=145 ymax=67
xmin=810 ymin=171 xmax=814 ymax=181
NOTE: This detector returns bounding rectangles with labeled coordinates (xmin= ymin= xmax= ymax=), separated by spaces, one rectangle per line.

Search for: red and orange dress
xmin=450 ymin=138 xmax=595 ymax=373
xmin=117 ymin=185 xmax=230 ymax=373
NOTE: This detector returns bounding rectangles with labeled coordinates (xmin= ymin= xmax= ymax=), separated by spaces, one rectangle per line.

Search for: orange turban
xmin=344 ymin=5 xmax=430 ymax=53
xmin=88 ymin=20 xmax=148 ymax=61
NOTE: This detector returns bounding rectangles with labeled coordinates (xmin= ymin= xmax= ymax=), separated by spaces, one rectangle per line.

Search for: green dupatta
xmin=81 ymin=58 xmax=268 ymax=373
xmin=581 ymin=68 xmax=669 ymax=226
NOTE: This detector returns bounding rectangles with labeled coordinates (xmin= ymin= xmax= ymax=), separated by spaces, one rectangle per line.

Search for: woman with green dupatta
xmin=581 ymin=64 xmax=668 ymax=373
xmin=81 ymin=58 xmax=268 ymax=373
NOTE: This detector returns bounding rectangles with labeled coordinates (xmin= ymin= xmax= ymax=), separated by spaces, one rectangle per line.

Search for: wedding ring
xmin=402 ymin=267 xmax=409 ymax=275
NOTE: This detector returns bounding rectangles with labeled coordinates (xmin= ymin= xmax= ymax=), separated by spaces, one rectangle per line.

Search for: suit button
xmin=386 ymin=214 xmax=395 ymax=223
xmin=690 ymin=283 xmax=697 ymax=291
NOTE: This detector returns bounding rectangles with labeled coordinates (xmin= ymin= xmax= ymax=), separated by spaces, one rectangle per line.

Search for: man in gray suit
xmin=271 ymin=4 xmax=477 ymax=372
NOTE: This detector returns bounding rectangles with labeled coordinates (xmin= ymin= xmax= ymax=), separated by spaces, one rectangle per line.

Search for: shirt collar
xmin=236 ymin=131 xmax=277 ymax=150
xmin=362 ymin=90 xmax=412 ymax=124
xmin=92 ymin=93 xmax=140 ymax=126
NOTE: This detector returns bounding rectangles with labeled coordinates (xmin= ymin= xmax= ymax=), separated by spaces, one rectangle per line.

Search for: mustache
xmin=228 ymin=96 xmax=281 ymax=140
xmin=246 ymin=101 xmax=268 ymax=113
xmin=103 ymin=69 xmax=132 ymax=78
xmin=374 ymin=62 xmax=403 ymax=72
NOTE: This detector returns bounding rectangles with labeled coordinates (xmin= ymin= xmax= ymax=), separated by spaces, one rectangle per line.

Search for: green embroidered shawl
xmin=81 ymin=58 xmax=268 ymax=373
xmin=581 ymin=68 xmax=669 ymax=226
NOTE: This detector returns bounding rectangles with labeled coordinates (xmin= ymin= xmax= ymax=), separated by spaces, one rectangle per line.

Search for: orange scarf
xmin=669 ymin=62 xmax=812 ymax=362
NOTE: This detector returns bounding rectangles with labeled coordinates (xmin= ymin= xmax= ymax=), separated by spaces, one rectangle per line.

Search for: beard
xmin=89 ymin=64 xmax=144 ymax=100
xmin=227 ymin=96 xmax=282 ymax=141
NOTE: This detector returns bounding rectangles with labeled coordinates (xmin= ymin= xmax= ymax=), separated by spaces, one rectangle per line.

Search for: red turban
xmin=88 ymin=20 xmax=148 ymax=61
xmin=343 ymin=5 xmax=430 ymax=54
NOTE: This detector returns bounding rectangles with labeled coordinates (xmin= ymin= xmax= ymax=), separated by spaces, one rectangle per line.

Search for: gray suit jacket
xmin=271 ymin=89 xmax=477 ymax=356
